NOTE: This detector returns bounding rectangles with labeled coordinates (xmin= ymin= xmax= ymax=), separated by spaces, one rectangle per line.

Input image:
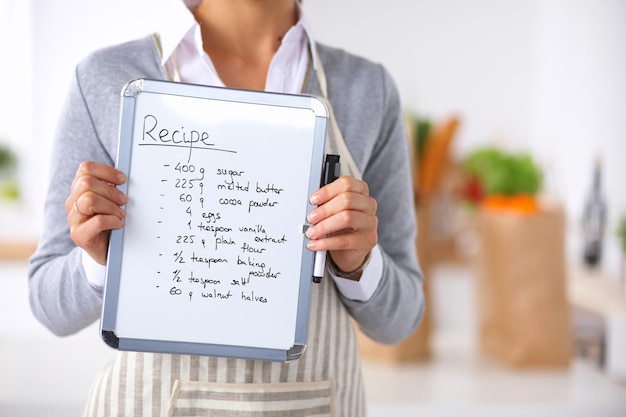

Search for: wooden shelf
xmin=0 ymin=240 xmax=37 ymax=260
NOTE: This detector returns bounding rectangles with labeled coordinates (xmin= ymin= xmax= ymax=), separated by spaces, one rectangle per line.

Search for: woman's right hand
xmin=65 ymin=161 xmax=128 ymax=265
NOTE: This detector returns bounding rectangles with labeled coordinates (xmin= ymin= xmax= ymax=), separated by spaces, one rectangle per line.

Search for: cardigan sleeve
xmin=28 ymin=36 xmax=162 ymax=337
xmin=335 ymin=64 xmax=425 ymax=345
xmin=28 ymin=67 xmax=111 ymax=336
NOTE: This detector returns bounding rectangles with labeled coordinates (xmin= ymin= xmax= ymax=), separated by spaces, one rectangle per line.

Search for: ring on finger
xmin=73 ymin=201 xmax=85 ymax=216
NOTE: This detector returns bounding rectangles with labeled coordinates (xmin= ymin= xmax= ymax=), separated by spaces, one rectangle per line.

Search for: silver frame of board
xmin=100 ymin=78 xmax=328 ymax=362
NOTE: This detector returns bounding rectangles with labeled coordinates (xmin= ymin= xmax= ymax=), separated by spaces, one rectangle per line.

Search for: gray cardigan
xmin=28 ymin=36 xmax=424 ymax=344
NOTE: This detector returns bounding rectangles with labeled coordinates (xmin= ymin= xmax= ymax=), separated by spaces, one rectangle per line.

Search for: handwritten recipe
xmin=112 ymin=90 xmax=320 ymax=351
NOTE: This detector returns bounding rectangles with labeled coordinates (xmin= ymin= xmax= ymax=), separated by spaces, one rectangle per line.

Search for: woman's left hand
xmin=306 ymin=176 xmax=378 ymax=278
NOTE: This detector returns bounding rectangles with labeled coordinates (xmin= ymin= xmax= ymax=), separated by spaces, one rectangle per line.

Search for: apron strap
xmin=312 ymin=51 xmax=362 ymax=181
xmin=152 ymin=33 xmax=181 ymax=82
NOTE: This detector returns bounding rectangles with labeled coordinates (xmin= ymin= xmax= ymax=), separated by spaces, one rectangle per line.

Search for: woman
xmin=29 ymin=0 xmax=424 ymax=415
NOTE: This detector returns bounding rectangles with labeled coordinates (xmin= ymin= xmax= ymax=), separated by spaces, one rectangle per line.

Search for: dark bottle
xmin=582 ymin=159 xmax=607 ymax=267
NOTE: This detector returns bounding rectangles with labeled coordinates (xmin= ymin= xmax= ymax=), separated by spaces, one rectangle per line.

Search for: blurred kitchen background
xmin=1 ymin=0 xmax=625 ymax=416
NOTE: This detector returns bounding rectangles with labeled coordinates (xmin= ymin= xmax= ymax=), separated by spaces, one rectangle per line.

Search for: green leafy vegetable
xmin=463 ymin=147 xmax=542 ymax=196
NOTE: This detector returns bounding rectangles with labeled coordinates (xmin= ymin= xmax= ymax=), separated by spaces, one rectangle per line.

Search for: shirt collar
xmin=156 ymin=1 xmax=318 ymax=70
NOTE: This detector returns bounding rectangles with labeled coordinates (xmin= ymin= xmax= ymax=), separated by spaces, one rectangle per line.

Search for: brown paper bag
xmin=477 ymin=205 xmax=571 ymax=367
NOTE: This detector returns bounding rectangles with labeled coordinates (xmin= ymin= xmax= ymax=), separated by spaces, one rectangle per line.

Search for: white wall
xmin=9 ymin=0 xmax=626 ymax=268
xmin=527 ymin=0 xmax=626 ymax=271
xmin=301 ymin=0 xmax=626 ymax=274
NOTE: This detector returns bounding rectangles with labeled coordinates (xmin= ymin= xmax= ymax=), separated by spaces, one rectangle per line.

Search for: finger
xmin=72 ymin=200 xmax=84 ymax=217
xmin=67 ymin=162 xmax=127 ymax=212
xmin=310 ymin=176 xmax=369 ymax=205
xmin=306 ymin=209 xmax=377 ymax=241
xmin=71 ymin=191 xmax=127 ymax=220
xmin=308 ymin=218 xmax=377 ymax=273
xmin=307 ymin=192 xmax=376 ymax=226
xmin=70 ymin=214 xmax=125 ymax=241
xmin=66 ymin=177 xmax=127 ymax=215
xmin=73 ymin=161 xmax=127 ymax=188
xmin=306 ymin=226 xmax=376 ymax=271
xmin=312 ymin=230 xmax=377 ymax=253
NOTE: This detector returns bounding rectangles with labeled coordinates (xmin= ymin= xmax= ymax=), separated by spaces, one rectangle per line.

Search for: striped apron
xmin=83 ymin=43 xmax=366 ymax=417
